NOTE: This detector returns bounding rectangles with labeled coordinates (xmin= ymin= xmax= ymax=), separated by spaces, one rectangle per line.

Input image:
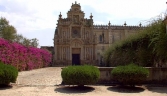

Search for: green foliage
xmin=61 ymin=65 xmax=100 ymax=86
xmin=104 ymin=16 xmax=166 ymax=67
xmin=0 ymin=17 xmax=17 ymax=41
xmin=15 ymin=34 xmax=39 ymax=47
xmin=111 ymin=64 xmax=149 ymax=86
xmin=30 ymin=38 xmax=39 ymax=47
xmin=0 ymin=62 xmax=18 ymax=85
xmin=0 ymin=17 xmax=39 ymax=47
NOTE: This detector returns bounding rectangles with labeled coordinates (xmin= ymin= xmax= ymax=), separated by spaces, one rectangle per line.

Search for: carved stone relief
xmin=73 ymin=15 xmax=79 ymax=24
xmin=71 ymin=40 xmax=82 ymax=47
xmin=72 ymin=27 xmax=81 ymax=38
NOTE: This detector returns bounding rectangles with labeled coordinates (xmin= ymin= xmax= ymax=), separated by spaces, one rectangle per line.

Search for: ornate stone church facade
xmin=53 ymin=2 xmax=144 ymax=66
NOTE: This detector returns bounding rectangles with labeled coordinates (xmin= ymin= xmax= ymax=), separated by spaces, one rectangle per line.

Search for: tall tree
xmin=22 ymin=38 xmax=31 ymax=47
xmin=0 ymin=17 xmax=39 ymax=47
xmin=30 ymin=38 xmax=39 ymax=47
xmin=14 ymin=34 xmax=24 ymax=43
xmin=0 ymin=17 xmax=17 ymax=41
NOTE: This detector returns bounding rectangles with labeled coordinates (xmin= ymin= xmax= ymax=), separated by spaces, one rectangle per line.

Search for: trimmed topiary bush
xmin=61 ymin=65 xmax=100 ymax=86
xmin=0 ymin=62 xmax=18 ymax=85
xmin=111 ymin=64 xmax=149 ymax=86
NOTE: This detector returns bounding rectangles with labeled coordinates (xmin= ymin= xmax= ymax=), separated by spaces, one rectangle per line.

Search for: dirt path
xmin=0 ymin=67 xmax=167 ymax=96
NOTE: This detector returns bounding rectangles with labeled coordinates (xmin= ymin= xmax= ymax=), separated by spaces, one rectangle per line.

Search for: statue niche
xmin=73 ymin=15 xmax=79 ymax=24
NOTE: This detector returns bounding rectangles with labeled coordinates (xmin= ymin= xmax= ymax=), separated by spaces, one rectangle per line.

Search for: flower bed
xmin=0 ymin=38 xmax=52 ymax=71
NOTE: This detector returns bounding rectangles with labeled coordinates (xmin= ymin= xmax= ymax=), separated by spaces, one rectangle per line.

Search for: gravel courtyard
xmin=0 ymin=67 xmax=167 ymax=96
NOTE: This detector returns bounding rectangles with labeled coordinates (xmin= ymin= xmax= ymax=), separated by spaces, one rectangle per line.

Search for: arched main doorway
xmin=71 ymin=39 xmax=83 ymax=65
xmin=72 ymin=48 xmax=81 ymax=65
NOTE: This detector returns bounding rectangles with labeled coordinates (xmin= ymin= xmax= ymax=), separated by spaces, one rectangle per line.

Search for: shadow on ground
xmin=107 ymin=85 xmax=145 ymax=93
xmin=147 ymin=86 xmax=167 ymax=94
xmin=0 ymin=84 xmax=13 ymax=90
xmin=55 ymin=86 xmax=95 ymax=94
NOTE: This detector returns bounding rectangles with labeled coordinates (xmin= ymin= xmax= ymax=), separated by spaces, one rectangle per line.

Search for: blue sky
xmin=0 ymin=0 xmax=166 ymax=47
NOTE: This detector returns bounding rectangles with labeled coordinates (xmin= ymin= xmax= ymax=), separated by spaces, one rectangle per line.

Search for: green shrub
xmin=0 ymin=62 xmax=18 ymax=85
xmin=111 ymin=64 xmax=149 ymax=86
xmin=104 ymin=17 xmax=166 ymax=67
xmin=61 ymin=65 xmax=100 ymax=86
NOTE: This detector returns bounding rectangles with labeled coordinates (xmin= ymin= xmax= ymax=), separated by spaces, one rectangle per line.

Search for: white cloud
xmin=0 ymin=0 xmax=166 ymax=46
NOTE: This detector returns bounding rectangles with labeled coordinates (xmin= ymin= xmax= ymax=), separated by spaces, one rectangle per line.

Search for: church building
xmin=53 ymin=1 xmax=144 ymax=66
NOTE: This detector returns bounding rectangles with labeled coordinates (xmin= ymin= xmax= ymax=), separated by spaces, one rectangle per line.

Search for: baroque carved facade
xmin=53 ymin=2 xmax=144 ymax=66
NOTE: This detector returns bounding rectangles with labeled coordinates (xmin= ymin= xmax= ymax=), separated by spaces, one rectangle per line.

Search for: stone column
xmin=93 ymin=45 xmax=95 ymax=60
xmin=68 ymin=28 xmax=69 ymax=38
xmin=82 ymin=27 xmax=83 ymax=39
xmin=56 ymin=45 xmax=59 ymax=60
xmin=85 ymin=47 xmax=87 ymax=59
xmin=68 ymin=46 xmax=70 ymax=60
xmin=60 ymin=46 xmax=62 ymax=60
xmin=70 ymin=46 xmax=72 ymax=61
xmin=81 ymin=46 xmax=83 ymax=60
xmin=59 ymin=46 xmax=61 ymax=60
xmin=64 ymin=46 xmax=66 ymax=60
xmin=90 ymin=46 xmax=92 ymax=60
xmin=62 ymin=46 xmax=65 ymax=60
xmin=61 ymin=46 xmax=63 ymax=60
xmin=84 ymin=28 xmax=85 ymax=39
xmin=83 ymin=46 xmax=85 ymax=60
xmin=91 ymin=46 xmax=93 ymax=60
xmin=70 ymin=27 xmax=71 ymax=39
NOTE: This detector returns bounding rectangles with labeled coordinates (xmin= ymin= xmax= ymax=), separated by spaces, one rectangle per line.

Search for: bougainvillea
xmin=0 ymin=38 xmax=52 ymax=71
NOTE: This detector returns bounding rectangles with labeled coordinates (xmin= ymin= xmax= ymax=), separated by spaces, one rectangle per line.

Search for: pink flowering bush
xmin=0 ymin=38 xmax=52 ymax=71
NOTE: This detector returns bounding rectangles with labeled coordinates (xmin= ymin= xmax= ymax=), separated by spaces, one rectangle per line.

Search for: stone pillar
xmin=56 ymin=45 xmax=58 ymax=60
xmin=68 ymin=46 xmax=70 ymax=60
xmin=82 ymin=27 xmax=83 ymax=39
xmin=66 ymin=46 xmax=68 ymax=60
xmin=70 ymin=27 xmax=71 ymax=39
xmin=60 ymin=46 xmax=63 ymax=60
xmin=81 ymin=46 xmax=83 ymax=60
xmin=91 ymin=46 xmax=93 ymax=60
xmin=62 ymin=46 xmax=63 ymax=60
xmin=84 ymin=28 xmax=85 ymax=39
xmin=67 ymin=28 xmax=70 ymax=38
xmin=70 ymin=46 xmax=72 ymax=61
xmin=65 ymin=30 xmax=66 ymax=38
xmin=67 ymin=46 xmax=68 ymax=60
xmin=90 ymin=46 xmax=92 ymax=60
xmin=60 ymin=46 xmax=62 ymax=60
xmin=83 ymin=46 xmax=85 ymax=60
xmin=65 ymin=46 xmax=66 ymax=60
xmin=86 ymin=47 xmax=87 ymax=60
xmin=84 ymin=46 xmax=86 ymax=60
xmin=93 ymin=45 xmax=95 ymax=60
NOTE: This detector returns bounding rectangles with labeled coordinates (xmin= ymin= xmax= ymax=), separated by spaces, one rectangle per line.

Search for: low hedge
xmin=0 ymin=62 xmax=18 ymax=85
xmin=61 ymin=65 xmax=100 ymax=86
xmin=111 ymin=64 xmax=149 ymax=86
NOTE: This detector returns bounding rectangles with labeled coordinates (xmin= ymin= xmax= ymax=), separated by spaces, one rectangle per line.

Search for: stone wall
xmin=98 ymin=67 xmax=167 ymax=84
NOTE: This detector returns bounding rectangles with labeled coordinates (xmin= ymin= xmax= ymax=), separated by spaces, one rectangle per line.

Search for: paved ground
xmin=16 ymin=67 xmax=62 ymax=86
xmin=0 ymin=67 xmax=167 ymax=96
